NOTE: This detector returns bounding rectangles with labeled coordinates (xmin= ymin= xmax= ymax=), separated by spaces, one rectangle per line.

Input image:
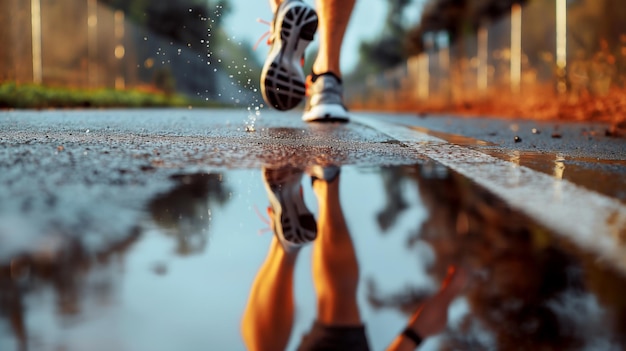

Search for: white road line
xmin=354 ymin=115 xmax=626 ymax=271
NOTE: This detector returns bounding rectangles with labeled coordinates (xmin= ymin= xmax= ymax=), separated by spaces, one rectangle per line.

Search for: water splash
xmin=244 ymin=105 xmax=263 ymax=133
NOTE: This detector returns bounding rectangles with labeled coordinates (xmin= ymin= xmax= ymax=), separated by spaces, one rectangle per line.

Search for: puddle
xmin=407 ymin=125 xmax=626 ymax=202
xmin=480 ymin=150 xmax=626 ymax=203
xmin=1 ymin=164 xmax=625 ymax=351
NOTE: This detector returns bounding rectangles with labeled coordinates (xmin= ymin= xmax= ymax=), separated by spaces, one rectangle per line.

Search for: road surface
xmin=1 ymin=108 xmax=625 ymax=351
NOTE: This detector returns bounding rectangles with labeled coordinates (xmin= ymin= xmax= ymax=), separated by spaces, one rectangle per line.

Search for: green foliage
xmin=0 ymin=82 xmax=218 ymax=109
xmin=153 ymin=68 xmax=176 ymax=96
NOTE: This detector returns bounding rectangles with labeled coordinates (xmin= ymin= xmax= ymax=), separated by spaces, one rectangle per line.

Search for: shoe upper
xmin=303 ymin=73 xmax=350 ymax=122
xmin=306 ymin=74 xmax=345 ymax=108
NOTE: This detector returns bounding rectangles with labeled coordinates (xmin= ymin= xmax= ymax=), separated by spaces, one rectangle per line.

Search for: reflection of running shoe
xmin=303 ymin=73 xmax=350 ymax=123
xmin=262 ymin=166 xmax=317 ymax=252
xmin=261 ymin=0 xmax=318 ymax=111
xmin=306 ymin=164 xmax=340 ymax=184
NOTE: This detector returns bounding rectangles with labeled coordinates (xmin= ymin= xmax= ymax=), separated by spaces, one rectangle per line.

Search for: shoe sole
xmin=263 ymin=168 xmax=317 ymax=251
xmin=302 ymin=103 xmax=350 ymax=123
xmin=261 ymin=1 xmax=318 ymax=111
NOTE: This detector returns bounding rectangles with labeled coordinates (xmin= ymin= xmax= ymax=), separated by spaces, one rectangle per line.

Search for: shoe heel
xmin=299 ymin=11 xmax=318 ymax=41
xmin=281 ymin=5 xmax=318 ymax=42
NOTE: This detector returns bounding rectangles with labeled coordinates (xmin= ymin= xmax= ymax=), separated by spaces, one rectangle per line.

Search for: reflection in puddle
xmin=149 ymin=173 xmax=231 ymax=256
xmin=1 ymin=164 xmax=625 ymax=350
xmin=482 ymin=149 xmax=626 ymax=203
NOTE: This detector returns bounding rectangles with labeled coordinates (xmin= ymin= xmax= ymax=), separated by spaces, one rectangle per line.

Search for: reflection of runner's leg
xmin=241 ymin=165 xmax=317 ymax=350
xmin=311 ymin=169 xmax=360 ymax=324
xmin=241 ymin=235 xmax=298 ymax=351
xmin=296 ymin=168 xmax=370 ymax=351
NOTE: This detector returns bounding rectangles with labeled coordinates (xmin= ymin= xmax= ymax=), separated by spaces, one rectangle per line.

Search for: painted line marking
xmin=353 ymin=114 xmax=626 ymax=271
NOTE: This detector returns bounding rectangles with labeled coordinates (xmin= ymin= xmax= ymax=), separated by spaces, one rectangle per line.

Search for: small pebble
xmin=551 ymin=132 xmax=562 ymax=139
xmin=514 ymin=136 xmax=522 ymax=143
xmin=532 ymin=128 xmax=540 ymax=134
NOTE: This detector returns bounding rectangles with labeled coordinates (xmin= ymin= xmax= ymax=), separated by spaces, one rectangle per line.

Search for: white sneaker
xmin=262 ymin=166 xmax=317 ymax=252
xmin=302 ymin=73 xmax=350 ymax=123
xmin=260 ymin=0 xmax=318 ymax=111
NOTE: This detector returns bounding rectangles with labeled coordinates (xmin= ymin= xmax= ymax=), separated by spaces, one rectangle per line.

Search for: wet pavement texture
xmin=379 ymin=113 xmax=626 ymax=202
xmin=1 ymin=109 xmax=625 ymax=351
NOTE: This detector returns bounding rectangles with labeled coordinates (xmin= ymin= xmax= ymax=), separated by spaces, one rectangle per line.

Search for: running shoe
xmin=302 ymin=72 xmax=350 ymax=123
xmin=306 ymin=164 xmax=340 ymax=184
xmin=261 ymin=0 xmax=318 ymax=111
xmin=262 ymin=166 xmax=317 ymax=252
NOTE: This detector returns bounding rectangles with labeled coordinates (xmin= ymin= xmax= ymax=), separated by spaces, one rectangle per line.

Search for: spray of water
xmin=138 ymin=3 xmax=265 ymax=125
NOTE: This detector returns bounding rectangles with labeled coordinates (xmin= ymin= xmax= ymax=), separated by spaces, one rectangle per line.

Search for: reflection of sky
xmin=12 ymin=167 xmax=431 ymax=351
xmin=3 ymin=164 xmax=624 ymax=350
xmin=223 ymin=0 xmax=422 ymax=74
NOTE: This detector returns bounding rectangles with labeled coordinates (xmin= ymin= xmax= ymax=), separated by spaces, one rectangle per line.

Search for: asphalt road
xmin=1 ymin=107 xmax=625 ymax=259
xmin=1 ymin=108 xmax=626 ymax=351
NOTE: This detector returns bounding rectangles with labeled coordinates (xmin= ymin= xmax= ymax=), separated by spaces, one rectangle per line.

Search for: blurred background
xmin=1 ymin=0 xmax=626 ymax=123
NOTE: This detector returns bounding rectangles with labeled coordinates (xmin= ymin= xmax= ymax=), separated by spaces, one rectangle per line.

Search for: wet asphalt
xmin=1 ymin=108 xmax=626 ymax=351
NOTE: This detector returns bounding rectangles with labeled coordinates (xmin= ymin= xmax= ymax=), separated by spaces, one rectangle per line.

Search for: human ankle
xmin=311 ymin=63 xmax=341 ymax=79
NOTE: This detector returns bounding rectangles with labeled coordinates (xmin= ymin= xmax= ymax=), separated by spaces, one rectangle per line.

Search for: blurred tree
xmin=365 ymin=163 xmax=626 ymax=350
xmin=149 ymin=173 xmax=230 ymax=256
xmin=99 ymin=0 xmax=231 ymax=53
xmin=405 ymin=0 xmax=528 ymax=56
xmin=98 ymin=0 xmax=240 ymax=99
xmin=347 ymin=0 xmax=415 ymax=83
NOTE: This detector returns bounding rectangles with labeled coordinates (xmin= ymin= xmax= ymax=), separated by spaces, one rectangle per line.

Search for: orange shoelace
xmin=254 ymin=204 xmax=272 ymax=235
xmin=253 ymin=18 xmax=272 ymax=51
